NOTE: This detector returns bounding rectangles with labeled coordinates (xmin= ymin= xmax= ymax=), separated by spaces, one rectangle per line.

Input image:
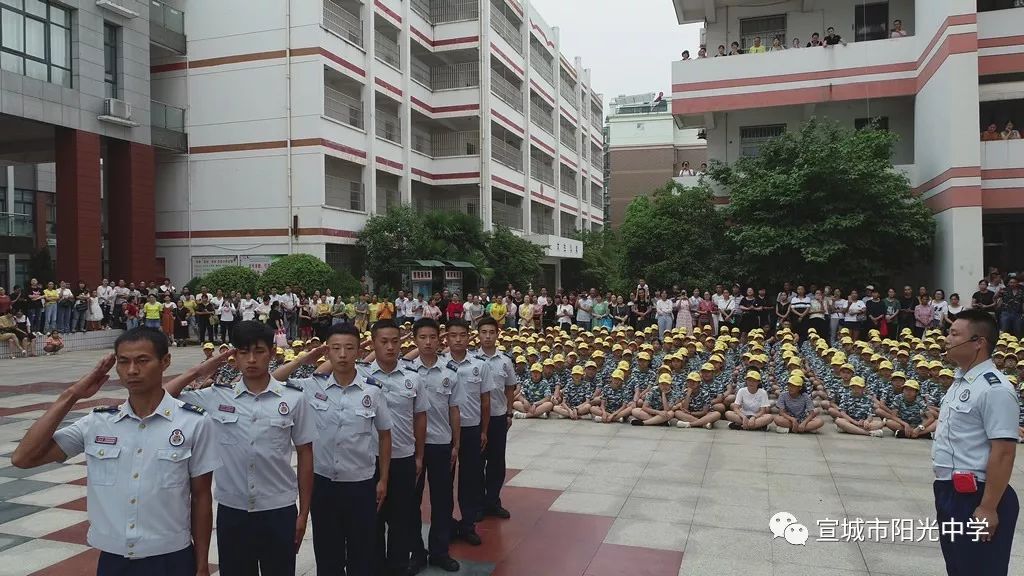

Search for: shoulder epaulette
xmin=404 ymin=366 xmax=420 ymax=373
xmin=213 ymin=381 xmax=233 ymax=388
xmin=283 ymin=380 xmax=303 ymax=391
xmin=365 ymin=376 xmax=381 ymax=388
xmin=180 ymin=403 xmax=205 ymax=414
xmin=983 ymin=372 xmax=1002 ymax=386
xmin=355 ymin=360 xmax=370 ymax=366
xmin=446 ymin=360 xmax=460 ymax=372
xmin=93 ymin=405 xmax=119 ymax=413
xmin=475 ymin=353 xmax=488 ymax=361
xmin=312 ymin=373 xmax=329 ymax=379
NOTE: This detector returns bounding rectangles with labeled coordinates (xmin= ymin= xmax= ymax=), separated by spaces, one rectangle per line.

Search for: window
xmin=104 ymin=23 xmax=119 ymax=98
xmin=855 ymin=116 xmax=889 ymax=131
xmin=0 ymin=0 xmax=72 ymax=87
xmin=740 ymin=14 xmax=786 ymax=51
xmin=739 ymin=124 xmax=786 ymax=158
xmin=855 ymin=2 xmax=889 ymax=42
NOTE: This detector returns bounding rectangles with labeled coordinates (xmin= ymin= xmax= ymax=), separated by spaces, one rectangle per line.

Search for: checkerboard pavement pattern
xmin=1 ymin=349 xmax=1023 ymax=575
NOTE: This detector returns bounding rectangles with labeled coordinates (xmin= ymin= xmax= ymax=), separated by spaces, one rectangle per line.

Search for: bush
xmin=257 ymin=254 xmax=345 ymax=295
xmin=331 ymin=268 xmax=363 ymax=299
xmin=201 ymin=266 xmax=260 ymax=295
xmin=184 ymin=276 xmax=203 ymax=294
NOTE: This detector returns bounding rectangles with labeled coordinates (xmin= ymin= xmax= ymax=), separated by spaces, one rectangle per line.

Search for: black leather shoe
xmin=458 ymin=528 xmax=482 ymax=546
xmin=429 ymin=555 xmax=461 ymax=572
xmin=483 ymin=506 xmax=511 ymax=519
xmin=408 ymin=552 xmax=427 ymax=575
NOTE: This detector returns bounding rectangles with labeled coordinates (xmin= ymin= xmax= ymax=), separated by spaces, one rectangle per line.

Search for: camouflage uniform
xmin=890 ymin=394 xmax=926 ymax=427
xmin=522 ymin=377 xmax=553 ymax=404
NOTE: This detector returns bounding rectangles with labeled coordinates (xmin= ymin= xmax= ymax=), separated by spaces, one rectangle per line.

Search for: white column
xmin=551 ymin=26 xmax=561 ymax=239
xmin=364 ymin=5 xmax=378 ymax=214
xmin=521 ymin=13 xmax=532 ymax=234
xmin=933 ymin=207 xmax=984 ymax=298
xmin=479 ymin=0 xmax=493 ymax=232
xmin=400 ymin=0 xmax=413 ymax=207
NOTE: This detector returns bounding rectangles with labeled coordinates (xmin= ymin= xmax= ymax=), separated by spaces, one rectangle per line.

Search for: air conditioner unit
xmin=104 ymin=98 xmax=133 ymax=120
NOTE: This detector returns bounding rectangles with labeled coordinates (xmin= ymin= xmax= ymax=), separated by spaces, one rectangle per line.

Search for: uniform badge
xmin=169 ymin=429 xmax=185 ymax=447
xmin=217 ymin=404 xmax=235 ymax=413
xmin=405 ymin=379 xmax=414 ymax=390
xmin=315 ymin=391 xmax=328 ymax=401
xmin=362 ymin=394 xmax=372 ymax=407
xmin=442 ymin=377 xmax=450 ymax=388
xmin=94 ymin=436 xmax=117 ymax=445
xmin=473 ymin=366 xmax=480 ymax=377
xmin=278 ymin=401 xmax=290 ymax=415
xmin=959 ymin=389 xmax=970 ymax=402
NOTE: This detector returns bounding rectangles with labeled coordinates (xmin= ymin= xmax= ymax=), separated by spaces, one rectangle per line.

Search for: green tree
xmin=257 ymin=254 xmax=342 ymax=295
xmin=29 ymin=248 xmax=54 ymax=284
xmin=201 ymin=266 xmax=259 ymax=295
xmin=707 ymin=118 xmax=934 ymax=287
xmin=485 ymin=226 xmax=544 ymax=291
xmin=565 ymin=229 xmax=627 ymax=293
xmin=357 ymin=205 xmax=426 ymax=289
xmin=618 ymin=182 xmax=733 ymax=290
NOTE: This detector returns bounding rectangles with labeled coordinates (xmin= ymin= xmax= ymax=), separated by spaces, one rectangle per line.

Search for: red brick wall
xmin=107 ymin=140 xmax=157 ymax=283
xmin=55 ymin=129 xmax=102 ymax=284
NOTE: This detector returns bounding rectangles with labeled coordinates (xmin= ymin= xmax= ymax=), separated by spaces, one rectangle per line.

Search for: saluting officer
xmin=409 ymin=318 xmax=462 ymax=573
xmin=477 ymin=316 xmax=517 ymax=520
xmin=12 ymin=328 xmax=220 ymax=575
xmin=445 ymin=318 xmax=495 ymax=545
xmin=934 ymin=309 xmax=1019 ymax=576
xmin=363 ymin=319 xmax=428 ymax=576
xmin=284 ymin=323 xmax=393 ymax=576
xmin=164 ymin=320 xmax=316 ymax=575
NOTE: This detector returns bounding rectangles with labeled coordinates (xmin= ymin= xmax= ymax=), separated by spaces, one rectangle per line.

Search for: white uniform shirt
xmin=365 ymin=361 xmax=428 ymax=459
xmin=179 ymin=378 xmax=316 ymax=512
xmin=408 ymin=356 xmax=462 ymax=444
xmin=444 ymin=352 xmax=495 ymax=427
xmin=295 ymin=372 xmax=392 ymax=482
xmin=53 ymin=393 xmax=221 ymax=559
xmin=478 ymin=350 xmax=517 ymax=416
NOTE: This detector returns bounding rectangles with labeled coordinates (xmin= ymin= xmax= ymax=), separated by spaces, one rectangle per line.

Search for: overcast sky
xmin=527 ymin=0 xmax=702 ymax=109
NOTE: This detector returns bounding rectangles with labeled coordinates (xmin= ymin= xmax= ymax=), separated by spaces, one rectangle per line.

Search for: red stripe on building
xmin=924 ymin=186 xmax=982 ymax=213
xmin=319 ymin=48 xmax=366 ymax=77
xmin=560 ymin=107 xmax=577 ymax=124
xmin=979 ymin=53 xmax=1024 ymax=76
xmin=978 ymin=34 xmax=1024 ymax=49
xmin=493 ymin=175 xmax=525 ymax=192
xmin=530 ymin=21 xmax=555 ymax=48
xmin=530 ymin=136 xmax=556 ymax=156
xmin=492 ymin=110 xmax=524 ymax=135
xmin=530 ymin=80 xmax=554 ymax=104
xmin=560 ymin=202 xmax=578 ymax=213
xmin=375 ymin=77 xmax=403 ymax=97
xmin=913 ymin=166 xmax=981 ymax=196
xmin=560 ymin=155 xmax=577 ymax=169
xmin=374 ymin=0 xmax=402 ymax=23
xmin=411 ymin=168 xmax=481 ymax=180
xmin=983 ymin=187 xmax=1024 ymax=210
xmin=376 ymin=156 xmax=403 ymax=170
xmin=982 ymin=168 xmax=1024 ymax=180
xmin=491 ymin=43 xmax=525 ymax=76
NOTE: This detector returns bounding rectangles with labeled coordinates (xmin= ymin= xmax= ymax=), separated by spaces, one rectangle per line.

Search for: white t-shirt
xmin=239 ymin=298 xmax=256 ymax=321
xmin=557 ymin=304 xmax=574 ymax=323
xmin=831 ymin=298 xmax=848 ymax=319
xmin=845 ymin=300 xmax=866 ymax=322
xmin=735 ymin=387 xmax=770 ymax=416
xmin=576 ymin=298 xmax=593 ymax=322
xmin=931 ymin=300 xmax=948 ymax=322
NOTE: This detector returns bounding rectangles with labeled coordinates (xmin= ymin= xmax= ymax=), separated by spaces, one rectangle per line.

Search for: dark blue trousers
xmin=482 ymin=415 xmax=508 ymax=510
xmin=457 ymin=424 xmax=482 ymax=532
xmin=375 ymin=455 xmax=417 ymax=575
xmin=97 ymin=545 xmax=194 ymax=576
xmin=934 ymin=480 xmax=1019 ymax=576
xmin=415 ymin=443 xmax=454 ymax=558
xmin=216 ymin=504 xmax=297 ymax=576
xmin=311 ymin=474 xmax=376 ymax=576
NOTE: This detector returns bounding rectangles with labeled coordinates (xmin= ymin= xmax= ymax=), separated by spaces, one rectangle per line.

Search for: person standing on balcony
xmin=890 ymin=19 xmax=909 ymax=38
xmin=728 ymin=41 xmax=744 ymax=55
xmin=715 ymin=44 xmax=727 ymax=57
xmin=747 ymin=36 xmax=767 ymax=54
xmin=983 ymin=123 xmax=1002 ymax=141
xmin=680 ymin=50 xmax=691 ymax=61
xmin=1002 ymin=121 xmax=1021 ymax=140
xmin=678 ymin=161 xmax=696 ymax=177
xmin=806 ymin=33 xmax=823 ymax=47
xmin=791 ymin=37 xmax=802 ymax=49
xmin=769 ymin=36 xmax=785 ymax=51
xmin=823 ymin=27 xmax=846 ymax=47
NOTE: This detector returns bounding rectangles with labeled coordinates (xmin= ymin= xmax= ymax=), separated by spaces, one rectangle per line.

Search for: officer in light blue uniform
xmin=292 ymin=323 xmax=393 ymax=576
xmin=477 ymin=316 xmax=517 ymax=520
xmin=12 ymin=328 xmax=221 ymax=576
xmin=933 ymin=310 xmax=1019 ymax=576
xmin=165 ymin=321 xmax=317 ymax=575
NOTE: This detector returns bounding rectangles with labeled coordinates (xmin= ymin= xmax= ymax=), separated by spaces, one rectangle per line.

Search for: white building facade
xmin=670 ymin=0 xmax=1024 ymax=297
xmin=152 ymin=0 xmax=604 ymax=288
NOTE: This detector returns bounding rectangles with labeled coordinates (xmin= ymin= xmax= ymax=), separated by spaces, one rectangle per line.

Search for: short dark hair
xmin=446 ymin=318 xmax=470 ymax=332
xmin=413 ymin=318 xmax=440 ymax=337
xmin=955 ymin=309 xmax=998 ymax=354
xmin=325 ymin=322 xmax=361 ymax=343
xmin=114 ymin=327 xmax=169 ymax=358
xmin=370 ymin=318 xmax=400 ymax=339
xmin=477 ymin=317 xmax=498 ymax=331
xmin=231 ymin=320 xmax=275 ymax=350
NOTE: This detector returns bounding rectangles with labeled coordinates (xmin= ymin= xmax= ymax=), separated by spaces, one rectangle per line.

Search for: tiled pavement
xmin=0 ymin=349 xmax=1023 ymax=575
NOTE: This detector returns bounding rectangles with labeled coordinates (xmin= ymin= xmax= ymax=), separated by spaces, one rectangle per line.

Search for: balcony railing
xmin=436 ymin=61 xmax=479 ymax=90
xmin=531 ymin=216 xmax=554 ymax=235
xmin=560 ymin=80 xmax=577 ymax=106
xmin=591 ymin=153 xmax=602 ymax=171
xmin=490 ymin=11 xmax=523 ymax=54
xmin=150 ymin=0 xmax=186 ymax=54
xmin=323 ymin=0 xmax=363 ymax=46
xmin=560 ymin=172 xmax=577 ymax=196
xmin=375 ymin=30 xmax=401 ymax=69
xmin=324 ymin=86 xmax=363 ymax=129
xmin=559 ymin=128 xmax=577 ymax=152
xmin=492 ymin=202 xmax=523 ymax=230
xmin=491 ymin=138 xmax=523 ymax=171
xmin=0 ymin=213 xmax=33 ymax=238
xmin=531 ymin=51 xmax=554 ymax=85
xmin=415 ymin=197 xmax=478 ymax=215
xmin=530 ymin=101 xmax=553 ymax=134
xmin=412 ymin=0 xmax=479 ymax=23
xmin=560 ymin=218 xmax=576 ymax=238
xmin=151 ymin=101 xmax=188 ymax=152
xmin=376 ymin=187 xmax=401 ymax=214
xmin=491 ymin=74 xmax=523 ymax=111
xmin=412 ymin=130 xmax=480 ymax=157
xmin=375 ymin=108 xmax=401 ymax=143
xmin=590 ymin=190 xmax=602 ymax=208
xmin=325 ymin=175 xmax=365 ymax=212
xmin=530 ymin=157 xmax=554 ymax=185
